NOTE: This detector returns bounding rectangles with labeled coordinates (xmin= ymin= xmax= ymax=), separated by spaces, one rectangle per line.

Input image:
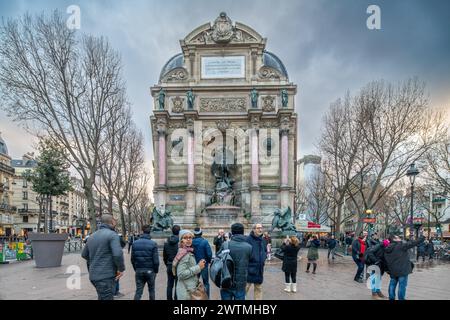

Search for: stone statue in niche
xmin=186 ymin=89 xmax=195 ymax=110
xmin=250 ymin=88 xmax=258 ymax=108
xmin=158 ymin=89 xmax=166 ymax=110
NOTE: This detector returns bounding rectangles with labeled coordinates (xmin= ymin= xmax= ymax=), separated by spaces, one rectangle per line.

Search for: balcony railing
xmin=0 ymin=203 xmax=16 ymax=212
xmin=0 ymin=162 xmax=15 ymax=175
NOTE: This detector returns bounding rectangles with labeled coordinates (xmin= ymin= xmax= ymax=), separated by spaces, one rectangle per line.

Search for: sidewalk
xmin=1 ymin=249 xmax=449 ymax=300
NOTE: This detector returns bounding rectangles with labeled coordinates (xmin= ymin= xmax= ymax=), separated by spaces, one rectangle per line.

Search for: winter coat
xmin=384 ymin=238 xmax=424 ymax=278
xmin=327 ymin=238 xmax=337 ymax=249
xmin=417 ymin=242 xmax=427 ymax=256
xmin=219 ymin=234 xmax=252 ymax=291
xmin=351 ymin=238 xmax=366 ymax=259
xmin=192 ymin=236 xmax=213 ymax=264
xmin=81 ymin=224 xmax=125 ymax=281
xmin=213 ymin=235 xmax=225 ymax=253
xmin=364 ymin=243 xmax=386 ymax=275
xmin=281 ymin=243 xmax=301 ymax=273
xmin=163 ymin=235 xmax=179 ymax=267
xmin=427 ymin=242 xmax=435 ymax=256
xmin=366 ymin=238 xmax=380 ymax=248
xmin=306 ymin=239 xmax=320 ymax=261
xmin=130 ymin=234 xmax=159 ymax=273
xmin=345 ymin=237 xmax=353 ymax=245
xmin=245 ymin=231 xmax=267 ymax=284
xmin=175 ymin=252 xmax=201 ymax=300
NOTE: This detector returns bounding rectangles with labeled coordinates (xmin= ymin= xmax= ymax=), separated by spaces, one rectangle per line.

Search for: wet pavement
xmin=1 ymin=249 xmax=449 ymax=300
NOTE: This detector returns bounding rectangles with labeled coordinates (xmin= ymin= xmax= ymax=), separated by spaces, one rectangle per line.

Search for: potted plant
xmin=24 ymin=138 xmax=72 ymax=268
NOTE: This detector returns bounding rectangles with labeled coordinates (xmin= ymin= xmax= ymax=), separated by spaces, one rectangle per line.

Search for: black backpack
xmin=209 ymin=241 xmax=235 ymax=289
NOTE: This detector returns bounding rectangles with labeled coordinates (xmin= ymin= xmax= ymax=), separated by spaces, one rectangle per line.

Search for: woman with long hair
xmin=280 ymin=235 xmax=301 ymax=292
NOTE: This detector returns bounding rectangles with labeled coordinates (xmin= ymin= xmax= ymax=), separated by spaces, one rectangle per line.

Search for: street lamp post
xmin=406 ymin=163 xmax=419 ymax=240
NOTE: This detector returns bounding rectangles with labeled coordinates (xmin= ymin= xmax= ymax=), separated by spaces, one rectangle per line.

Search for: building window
xmin=23 ymin=191 xmax=28 ymax=200
xmin=23 ymin=203 xmax=28 ymax=211
xmin=23 ymin=216 xmax=28 ymax=223
xmin=23 ymin=180 xmax=27 ymax=188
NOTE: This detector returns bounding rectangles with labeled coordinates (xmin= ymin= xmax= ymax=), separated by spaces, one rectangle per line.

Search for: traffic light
xmin=436 ymin=224 xmax=442 ymax=234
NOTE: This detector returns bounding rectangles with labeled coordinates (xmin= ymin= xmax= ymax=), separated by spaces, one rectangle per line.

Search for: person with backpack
xmin=192 ymin=227 xmax=213 ymax=298
xmin=352 ymin=232 xmax=367 ymax=283
xmin=280 ymin=235 xmax=301 ymax=293
xmin=219 ymin=223 xmax=252 ymax=300
xmin=163 ymin=225 xmax=180 ymax=300
xmin=384 ymin=235 xmax=425 ymax=300
xmin=172 ymin=230 xmax=206 ymax=300
xmin=364 ymin=238 xmax=389 ymax=299
xmin=130 ymin=225 xmax=159 ymax=300
xmin=306 ymin=235 xmax=320 ymax=274
xmin=245 ymin=223 xmax=267 ymax=300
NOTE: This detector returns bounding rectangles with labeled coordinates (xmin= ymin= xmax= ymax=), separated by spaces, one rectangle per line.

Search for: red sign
xmin=413 ymin=217 xmax=424 ymax=223
xmin=307 ymin=221 xmax=321 ymax=228
xmin=363 ymin=218 xmax=376 ymax=223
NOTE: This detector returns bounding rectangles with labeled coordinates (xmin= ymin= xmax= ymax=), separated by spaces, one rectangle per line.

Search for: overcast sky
xmin=1 ymin=0 xmax=449 ymax=179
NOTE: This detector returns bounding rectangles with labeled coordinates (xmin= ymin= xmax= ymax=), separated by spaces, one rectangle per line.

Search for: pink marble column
xmin=251 ymin=130 xmax=259 ymax=186
xmin=158 ymin=132 xmax=166 ymax=186
xmin=281 ymin=130 xmax=289 ymax=186
xmin=187 ymin=131 xmax=194 ymax=186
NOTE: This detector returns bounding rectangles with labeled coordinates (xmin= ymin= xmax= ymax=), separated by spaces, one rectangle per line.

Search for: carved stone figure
xmin=209 ymin=148 xmax=236 ymax=206
xmin=281 ymin=89 xmax=288 ymax=107
xmin=186 ymin=89 xmax=195 ymax=109
xmin=262 ymin=96 xmax=275 ymax=112
xmin=151 ymin=206 xmax=173 ymax=231
xmin=251 ymin=88 xmax=258 ymax=108
xmin=212 ymin=12 xmax=234 ymax=43
xmin=158 ymin=89 xmax=166 ymax=110
xmin=271 ymin=207 xmax=296 ymax=232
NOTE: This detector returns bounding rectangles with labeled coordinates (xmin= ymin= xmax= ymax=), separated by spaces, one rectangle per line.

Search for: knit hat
xmin=193 ymin=227 xmax=202 ymax=236
xmin=179 ymin=229 xmax=194 ymax=240
xmin=383 ymin=239 xmax=390 ymax=247
xmin=231 ymin=223 xmax=244 ymax=235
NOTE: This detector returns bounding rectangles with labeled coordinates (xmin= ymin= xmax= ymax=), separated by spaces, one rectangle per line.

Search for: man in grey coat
xmin=82 ymin=214 xmax=125 ymax=300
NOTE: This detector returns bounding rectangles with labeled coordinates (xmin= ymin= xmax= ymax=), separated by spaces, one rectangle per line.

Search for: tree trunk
xmin=118 ymin=202 xmax=126 ymax=235
xmin=37 ymin=198 xmax=42 ymax=233
xmin=43 ymin=197 xmax=48 ymax=234
xmin=84 ymin=185 xmax=97 ymax=232
xmin=127 ymin=206 xmax=132 ymax=235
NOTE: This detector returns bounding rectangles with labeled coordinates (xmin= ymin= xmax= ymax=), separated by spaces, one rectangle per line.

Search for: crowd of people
xmin=81 ymin=214 xmax=441 ymax=301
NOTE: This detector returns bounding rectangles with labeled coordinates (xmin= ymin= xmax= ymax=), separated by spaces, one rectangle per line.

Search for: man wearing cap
xmin=219 ymin=223 xmax=252 ymax=300
xmin=192 ymin=227 xmax=213 ymax=298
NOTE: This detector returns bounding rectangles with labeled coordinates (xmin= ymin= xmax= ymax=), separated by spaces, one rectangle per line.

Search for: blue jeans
xmin=91 ymin=277 xmax=115 ymax=300
xmin=389 ymin=275 xmax=408 ymax=300
xmin=352 ymin=256 xmax=364 ymax=280
xmin=134 ymin=270 xmax=156 ymax=300
xmin=198 ymin=265 xmax=210 ymax=298
xmin=220 ymin=288 xmax=246 ymax=300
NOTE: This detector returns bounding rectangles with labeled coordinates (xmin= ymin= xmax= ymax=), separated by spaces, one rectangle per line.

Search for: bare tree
xmin=425 ymin=130 xmax=450 ymax=193
xmin=319 ymin=93 xmax=366 ymax=236
xmin=0 ymin=12 xmax=127 ymax=231
xmin=320 ymin=79 xmax=445 ymax=236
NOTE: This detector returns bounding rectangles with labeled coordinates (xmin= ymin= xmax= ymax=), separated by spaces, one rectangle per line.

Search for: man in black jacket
xmin=220 ymin=223 xmax=252 ymax=300
xmin=163 ymin=225 xmax=180 ymax=300
xmin=384 ymin=234 xmax=425 ymax=300
xmin=131 ymin=225 xmax=159 ymax=300
xmin=213 ymin=229 xmax=225 ymax=253
xmin=327 ymin=235 xmax=338 ymax=260
xmin=81 ymin=214 xmax=125 ymax=300
xmin=245 ymin=223 xmax=267 ymax=300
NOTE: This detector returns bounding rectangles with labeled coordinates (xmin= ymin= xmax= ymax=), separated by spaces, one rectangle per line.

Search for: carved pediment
xmin=161 ymin=68 xmax=188 ymax=82
xmin=184 ymin=13 xmax=263 ymax=45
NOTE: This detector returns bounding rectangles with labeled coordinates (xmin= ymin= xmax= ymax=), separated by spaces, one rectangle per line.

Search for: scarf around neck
xmin=172 ymin=245 xmax=194 ymax=276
